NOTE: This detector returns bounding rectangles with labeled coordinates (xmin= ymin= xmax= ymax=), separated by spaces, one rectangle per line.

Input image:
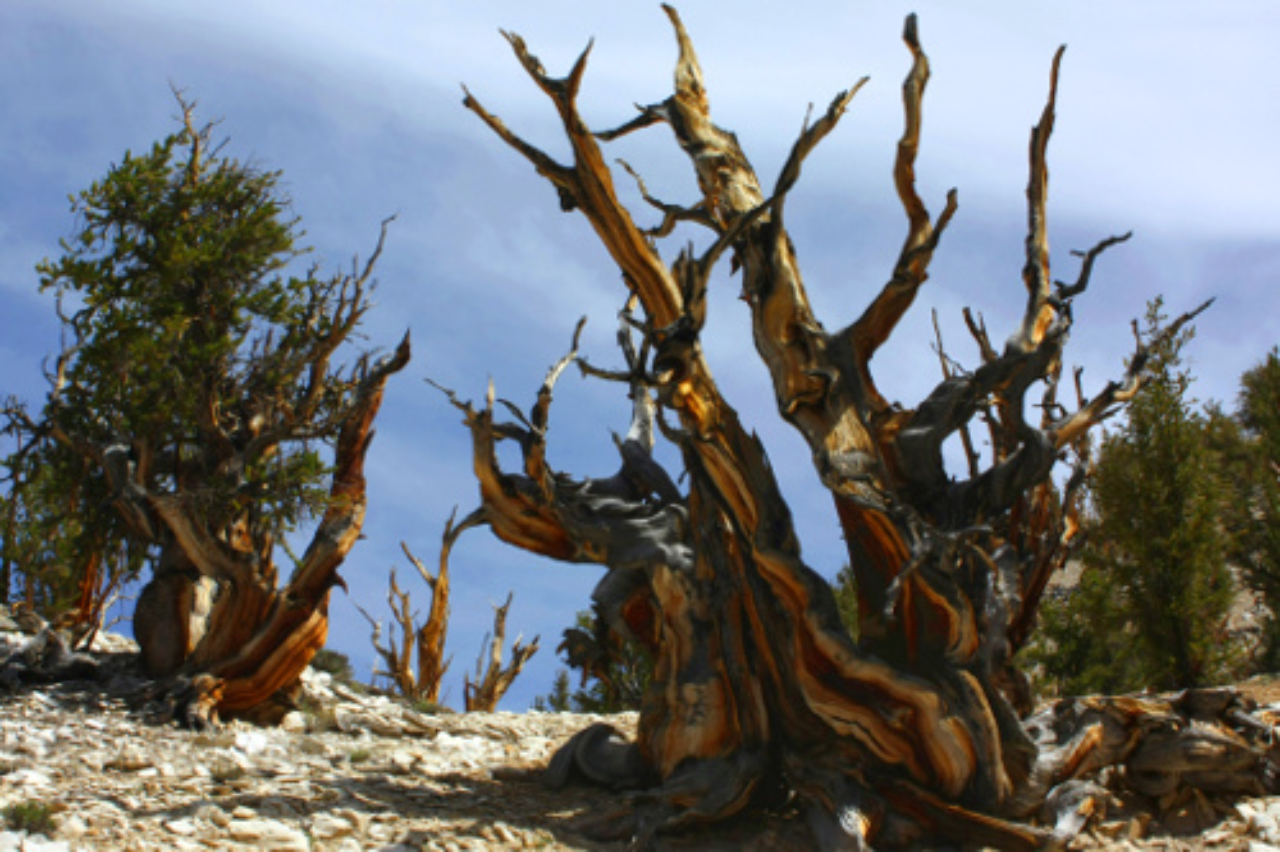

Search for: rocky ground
xmin=0 ymin=629 xmax=646 ymax=851
xmin=4 ymin=620 xmax=1280 ymax=850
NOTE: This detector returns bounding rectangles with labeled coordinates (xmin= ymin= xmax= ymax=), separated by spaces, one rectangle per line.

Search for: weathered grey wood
xmin=455 ymin=8 xmax=1251 ymax=849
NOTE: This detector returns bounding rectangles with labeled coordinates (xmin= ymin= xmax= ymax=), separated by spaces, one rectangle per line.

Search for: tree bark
xmin=137 ymin=335 xmax=410 ymax=725
xmin=456 ymin=9 xmax=1243 ymax=849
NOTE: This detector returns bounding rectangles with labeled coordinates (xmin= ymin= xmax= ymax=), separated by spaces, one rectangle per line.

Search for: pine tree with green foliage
xmin=0 ymin=433 xmax=144 ymax=632
xmin=532 ymin=669 xmax=574 ymax=713
xmin=1 ymin=95 xmax=408 ymax=723
xmin=535 ymin=609 xmax=653 ymax=713
xmin=1027 ymin=559 xmax=1142 ymax=697
xmin=1037 ymin=299 xmax=1241 ymax=694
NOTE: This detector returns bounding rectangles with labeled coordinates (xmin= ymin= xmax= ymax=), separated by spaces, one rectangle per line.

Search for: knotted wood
xmin=458 ymin=9 xmax=1234 ymax=848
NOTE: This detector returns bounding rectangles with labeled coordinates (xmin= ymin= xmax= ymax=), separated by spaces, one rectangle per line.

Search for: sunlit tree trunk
xmin=450 ymin=8 xmax=1253 ymax=849
xmin=131 ymin=338 xmax=410 ymax=725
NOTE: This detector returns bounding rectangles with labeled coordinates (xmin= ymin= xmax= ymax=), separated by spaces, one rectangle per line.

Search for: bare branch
xmin=464 ymin=35 xmax=684 ymax=327
xmin=844 ymin=16 xmax=959 ymax=368
xmin=932 ymin=310 xmax=982 ymax=480
xmin=896 ymin=14 xmax=936 ymax=245
xmin=596 ymin=105 xmax=668 ymax=142
xmin=1052 ymin=298 xmax=1213 ymax=446
xmin=356 ymin=601 xmax=406 ymax=693
xmin=1014 ymin=46 xmax=1066 ymax=353
xmin=1056 ymin=232 xmax=1132 ymax=300
xmin=461 ymin=85 xmax=575 ymax=201
xmin=772 ymin=79 xmax=869 ymax=225
xmin=616 ymin=158 xmax=716 ymax=236
xmin=963 ymin=307 xmax=998 ymax=365
xmin=463 ymin=593 xmax=540 ymax=712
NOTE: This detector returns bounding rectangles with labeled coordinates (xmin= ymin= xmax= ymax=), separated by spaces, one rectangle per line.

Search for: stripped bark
xmin=455 ymin=8 xmax=1240 ymax=849
xmin=160 ymin=336 xmax=411 ymax=726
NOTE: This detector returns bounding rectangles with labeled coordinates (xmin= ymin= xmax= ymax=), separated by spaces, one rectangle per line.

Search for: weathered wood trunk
xmin=131 ymin=337 xmax=410 ymax=725
xmin=133 ymin=553 xmax=214 ymax=677
xmin=455 ymin=8 xmax=1246 ymax=849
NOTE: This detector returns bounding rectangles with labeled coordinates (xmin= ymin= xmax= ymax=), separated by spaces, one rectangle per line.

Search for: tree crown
xmin=4 ymin=97 xmax=394 ymax=616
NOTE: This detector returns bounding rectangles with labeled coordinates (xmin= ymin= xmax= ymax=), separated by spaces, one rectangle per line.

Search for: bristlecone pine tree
xmin=446 ymin=9 xmax=1266 ymax=849
xmin=1 ymin=98 xmax=409 ymax=726
xmin=1074 ymin=303 xmax=1239 ymax=692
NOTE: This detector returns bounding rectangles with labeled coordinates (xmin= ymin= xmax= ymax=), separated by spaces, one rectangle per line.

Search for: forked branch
xmin=846 ymin=16 xmax=960 ymax=372
xmin=463 ymin=593 xmax=540 ymax=712
xmin=463 ymin=36 xmax=684 ymax=328
xmin=1052 ymin=297 xmax=1213 ymax=446
xmin=356 ymin=537 xmax=454 ymax=703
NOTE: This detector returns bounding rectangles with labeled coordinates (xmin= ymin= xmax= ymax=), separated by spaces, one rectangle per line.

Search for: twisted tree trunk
xmin=133 ymin=337 xmax=410 ymax=726
xmin=454 ymin=8 xmax=1247 ymax=848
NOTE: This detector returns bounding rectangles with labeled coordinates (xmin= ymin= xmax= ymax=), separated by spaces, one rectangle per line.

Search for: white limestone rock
xmin=228 ymin=817 xmax=309 ymax=850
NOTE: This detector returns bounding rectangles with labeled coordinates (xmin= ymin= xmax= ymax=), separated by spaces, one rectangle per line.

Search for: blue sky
xmin=3 ymin=2 xmax=1277 ymax=710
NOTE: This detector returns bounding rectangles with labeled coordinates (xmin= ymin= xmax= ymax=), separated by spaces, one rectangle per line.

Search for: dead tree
xmin=463 ymin=592 xmax=540 ymax=712
xmin=358 ymin=538 xmax=454 ymax=703
xmin=448 ymin=8 xmax=1253 ymax=849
